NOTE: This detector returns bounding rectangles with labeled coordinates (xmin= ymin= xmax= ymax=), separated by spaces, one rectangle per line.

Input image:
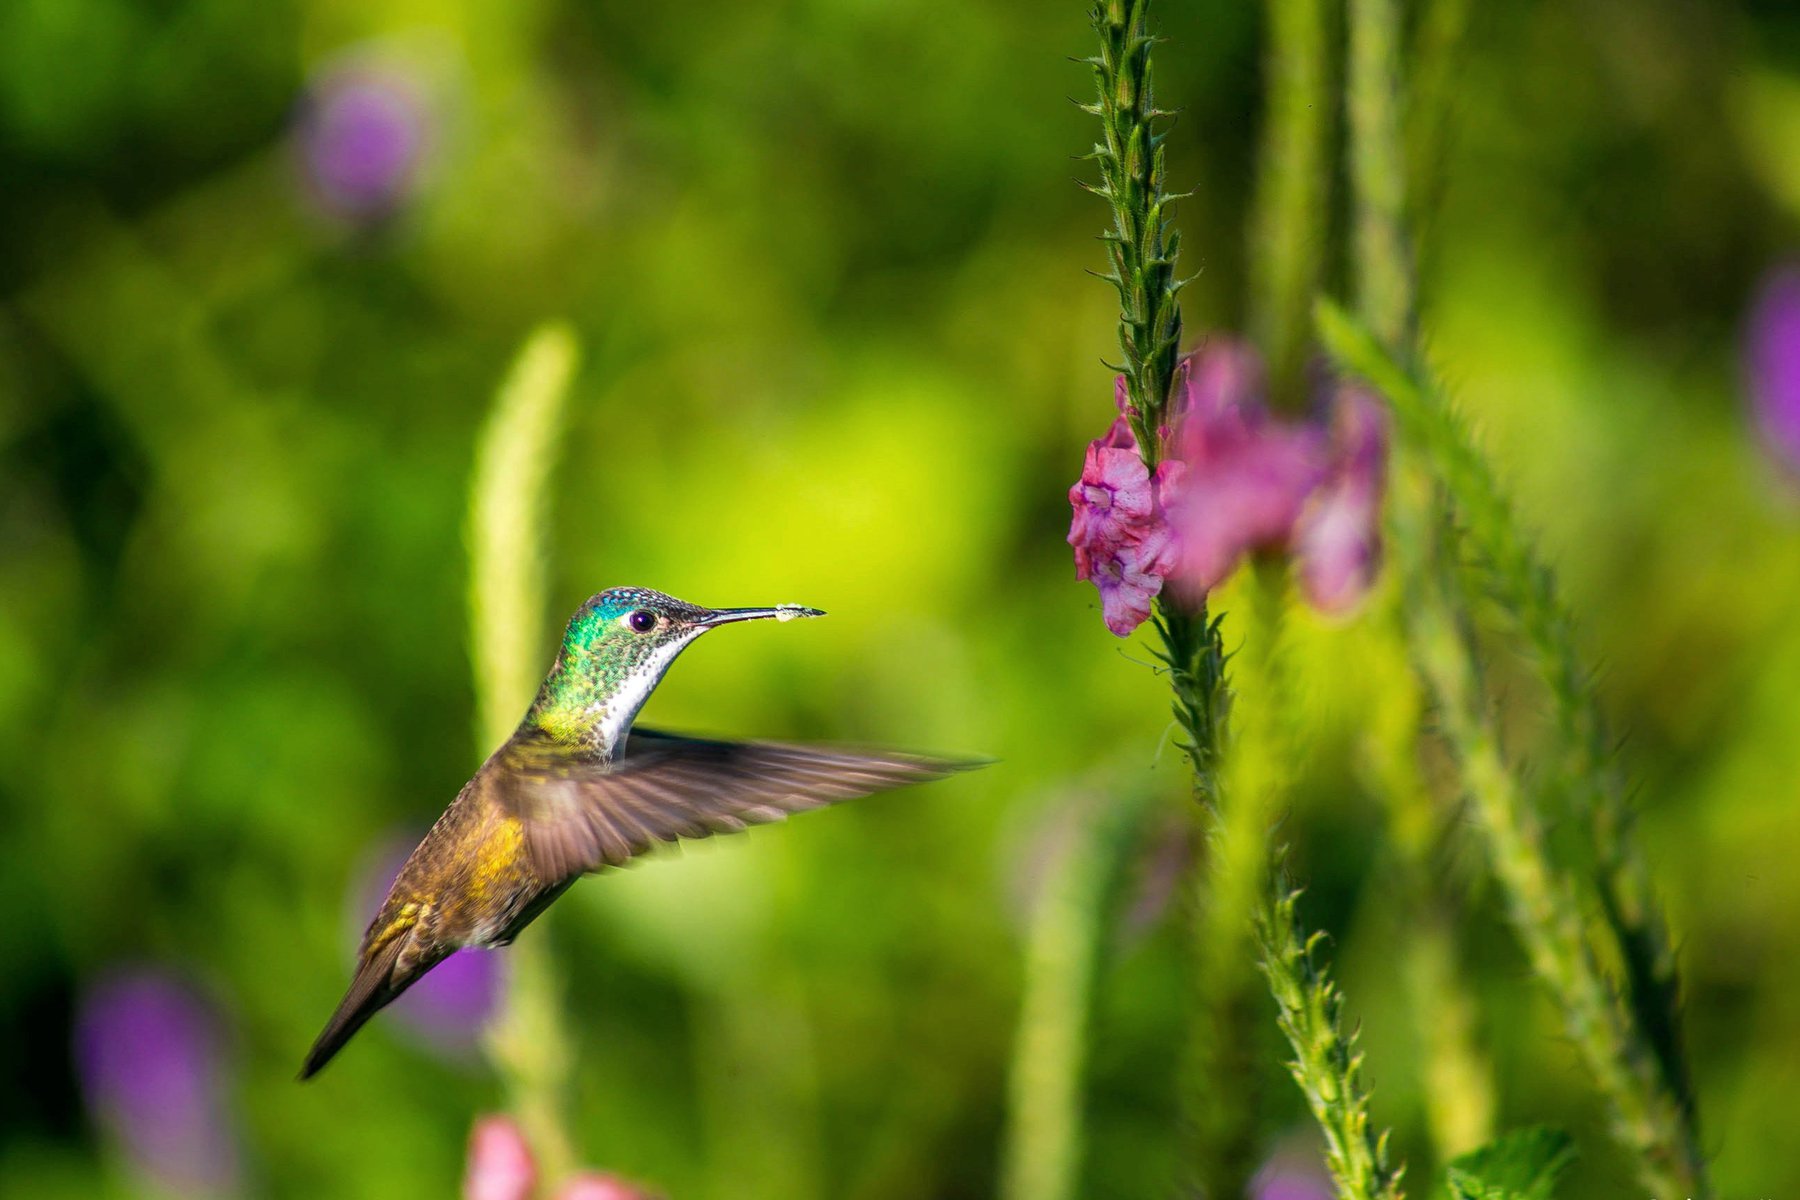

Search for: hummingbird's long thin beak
xmin=697 ymin=604 xmax=826 ymax=627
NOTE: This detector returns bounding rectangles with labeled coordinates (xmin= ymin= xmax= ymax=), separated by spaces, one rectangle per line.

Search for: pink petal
xmin=464 ymin=1116 xmax=538 ymax=1200
xmin=1163 ymin=422 xmax=1328 ymax=593
xmin=556 ymin=1173 xmax=656 ymax=1200
xmin=1093 ymin=526 xmax=1174 ymax=636
xmin=1294 ymin=481 xmax=1381 ymax=614
xmin=1293 ymin=386 xmax=1389 ymax=614
xmin=1171 ymin=337 xmax=1268 ymax=430
xmin=1069 ymin=439 xmax=1163 ymax=587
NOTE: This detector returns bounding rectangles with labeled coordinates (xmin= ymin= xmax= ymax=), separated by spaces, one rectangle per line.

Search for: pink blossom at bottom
xmin=464 ymin=1117 xmax=537 ymax=1200
xmin=557 ymin=1174 xmax=657 ymax=1200
xmin=463 ymin=1115 xmax=660 ymax=1200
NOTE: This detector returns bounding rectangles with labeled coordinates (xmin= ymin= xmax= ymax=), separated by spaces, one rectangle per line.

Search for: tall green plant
xmin=1316 ymin=305 xmax=1709 ymax=1198
xmin=467 ymin=321 xmax=583 ymax=1182
xmin=1251 ymin=0 xmax=1331 ymax=409
xmin=1000 ymin=787 xmax=1159 ymax=1200
xmin=1082 ymin=6 xmax=1251 ymax=1190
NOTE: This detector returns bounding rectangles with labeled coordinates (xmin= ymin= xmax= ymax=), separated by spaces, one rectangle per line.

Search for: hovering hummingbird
xmin=301 ymin=586 xmax=978 ymax=1079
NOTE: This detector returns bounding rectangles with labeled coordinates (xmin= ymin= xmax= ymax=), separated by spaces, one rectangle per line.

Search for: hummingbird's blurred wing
xmin=501 ymin=729 xmax=982 ymax=881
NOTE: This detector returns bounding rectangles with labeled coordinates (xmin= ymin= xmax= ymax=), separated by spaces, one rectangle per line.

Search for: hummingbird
xmin=300 ymin=586 xmax=978 ymax=1079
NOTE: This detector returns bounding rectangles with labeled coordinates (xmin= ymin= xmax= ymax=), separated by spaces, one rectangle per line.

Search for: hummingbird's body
xmin=301 ymin=587 xmax=974 ymax=1079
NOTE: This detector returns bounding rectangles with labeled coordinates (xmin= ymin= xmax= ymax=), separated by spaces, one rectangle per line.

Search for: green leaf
xmin=1446 ymin=1127 xmax=1576 ymax=1200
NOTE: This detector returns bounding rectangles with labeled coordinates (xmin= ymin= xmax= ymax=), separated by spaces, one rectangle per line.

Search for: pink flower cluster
xmin=1069 ymin=339 xmax=1389 ymax=636
xmin=465 ymin=1116 xmax=657 ymax=1200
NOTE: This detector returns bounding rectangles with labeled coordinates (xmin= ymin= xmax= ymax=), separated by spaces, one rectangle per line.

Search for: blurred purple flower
xmin=354 ymin=837 xmax=505 ymax=1054
xmin=1745 ymin=264 xmax=1800 ymax=477
xmin=73 ymin=968 xmax=240 ymax=1195
xmin=1160 ymin=341 xmax=1330 ymax=604
xmin=1067 ymin=339 xmax=1390 ymax=635
xmin=295 ymin=57 xmax=432 ymax=223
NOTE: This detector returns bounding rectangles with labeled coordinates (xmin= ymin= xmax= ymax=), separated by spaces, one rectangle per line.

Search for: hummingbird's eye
xmin=627 ymin=609 xmax=658 ymax=634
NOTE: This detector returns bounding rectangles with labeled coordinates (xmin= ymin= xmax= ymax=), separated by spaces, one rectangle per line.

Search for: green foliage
xmin=1445 ymin=1127 xmax=1576 ymax=1200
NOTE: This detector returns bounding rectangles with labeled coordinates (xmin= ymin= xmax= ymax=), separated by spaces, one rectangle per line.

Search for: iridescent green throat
xmin=523 ymin=600 xmax=695 ymax=753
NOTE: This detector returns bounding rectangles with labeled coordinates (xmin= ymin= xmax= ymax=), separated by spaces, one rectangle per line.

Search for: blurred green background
xmin=3 ymin=1 xmax=1799 ymax=1197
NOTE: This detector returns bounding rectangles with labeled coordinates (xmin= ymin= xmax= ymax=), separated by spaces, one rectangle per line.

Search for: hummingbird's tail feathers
xmin=299 ymin=935 xmax=434 ymax=1080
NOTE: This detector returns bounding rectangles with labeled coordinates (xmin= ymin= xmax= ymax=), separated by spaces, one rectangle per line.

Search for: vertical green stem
xmin=1083 ymin=5 xmax=1275 ymax=1192
xmin=1250 ymin=0 xmax=1331 ymax=409
xmin=1390 ymin=472 xmax=1704 ymax=1200
xmin=1347 ymin=0 xmax=1414 ymax=348
xmin=1350 ymin=1 xmax=1497 ymax=1142
xmin=1338 ymin=0 xmax=1706 ymax=1176
xmin=1000 ymin=789 xmax=1157 ymax=1200
xmin=1404 ymin=0 xmax=1471 ymax=292
xmin=468 ymin=322 xmax=583 ymax=1183
xmin=1258 ymin=886 xmax=1406 ymax=1200
xmin=1186 ymin=572 xmax=1288 ymax=1197
xmin=1315 ymin=303 xmax=1710 ymax=1198
xmin=1358 ymin=628 xmax=1496 ymax=1162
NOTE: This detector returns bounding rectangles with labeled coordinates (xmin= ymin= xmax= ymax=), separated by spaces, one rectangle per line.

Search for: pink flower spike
xmin=1068 ymin=442 xmax=1158 ymax=567
xmin=1295 ymin=386 xmax=1390 ymax=615
xmin=556 ymin=1173 xmax=658 ymax=1200
xmin=464 ymin=1116 xmax=538 ymax=1200
xmin=1069 ymin=379 xmax=1181 ymax=636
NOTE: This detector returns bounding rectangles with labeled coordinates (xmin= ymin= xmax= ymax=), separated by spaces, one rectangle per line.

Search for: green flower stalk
xmin=1346 ymin=0 xmax=1498 ymax=1162
xmin=1083 ymin=0 xmax=1189 ymax=458
xmin=1349 ymin=305 xmax=1687 ymax=1121
xmin=1316 ymin=303 xmax=1704 ymax=1193
xmin=1385 ymin=467 xmax=1705 ymax=1200
xmin=1347 ymin=0 xmax=1414 ymax=349
xmin=1324 ymin=302 xmax=1713 ymax=1200
xmin=1333 ymin=2 xmax=1702 ymax=1188
xmin=1082 ymin=7 xmax=1259 ymax=1190
xmin=1000 ymin=787 xmax=1160 ymax=1200
xmin=1258 ymin=885 xmax=1405 ymax=1200
xmin=1250 ymin=0 xmax=1331 ymax=409
xmin=1358 ymin=620 xmax=1496 ymax=1163
xmin=1404 ymin=0 xmax=1471 ymax=291
xmin=1186 ymin=570 xmax=1290 ymax=1199
xmin=1080 ymin=0 xmax=1226 ymax=808
xmin=468 ymin=321 xmax=583 ymax=1183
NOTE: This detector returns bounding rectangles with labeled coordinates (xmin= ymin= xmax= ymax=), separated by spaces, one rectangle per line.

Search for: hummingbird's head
xmin=529 ymin=587 xmax=824 ymax=750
